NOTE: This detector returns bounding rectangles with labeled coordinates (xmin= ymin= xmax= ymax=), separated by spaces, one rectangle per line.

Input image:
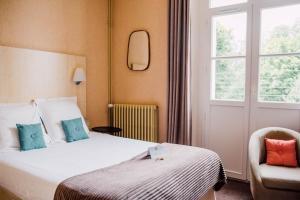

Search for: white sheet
xmin=0 ymin=132 xmax=156 ymax=200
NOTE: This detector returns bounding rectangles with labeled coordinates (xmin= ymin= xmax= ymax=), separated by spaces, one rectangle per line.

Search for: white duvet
xmin=0 ymin=132 xmax=156 ymax=200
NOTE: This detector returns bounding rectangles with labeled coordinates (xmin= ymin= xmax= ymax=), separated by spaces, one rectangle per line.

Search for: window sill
xmin=255 ymin=102 xmax=300 ymax=110
xmin=210 ymin=100 xmax=246 ymax=107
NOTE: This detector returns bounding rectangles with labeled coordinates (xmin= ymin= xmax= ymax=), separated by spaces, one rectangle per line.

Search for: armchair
xmin=249 ymin=127 xmax=300 ymax=200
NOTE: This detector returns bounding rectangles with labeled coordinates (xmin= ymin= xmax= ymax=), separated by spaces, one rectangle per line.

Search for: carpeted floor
xmin=216 ymin=179 xmax=253 ymax=200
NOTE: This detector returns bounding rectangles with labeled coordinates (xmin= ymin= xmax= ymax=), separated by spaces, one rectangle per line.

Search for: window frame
xmin=252 ymin=0 xmax=300 ymax=109
xmin=208 ymin=1 xmax=252 ymax=107
xmin=207 ymin=0 xmax=300 ymax=109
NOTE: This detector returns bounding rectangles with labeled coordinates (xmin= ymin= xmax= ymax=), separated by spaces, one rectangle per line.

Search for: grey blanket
xmin=54 ymin=143 xmax=226 ymax=200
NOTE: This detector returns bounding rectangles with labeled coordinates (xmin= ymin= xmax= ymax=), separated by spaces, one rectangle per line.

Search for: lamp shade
xmin=73 ymin=68 xmax=86 ymax=85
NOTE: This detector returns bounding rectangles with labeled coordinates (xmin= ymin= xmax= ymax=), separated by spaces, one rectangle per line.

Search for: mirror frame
xmin=127 ymin=30 xmax=151 ymax=71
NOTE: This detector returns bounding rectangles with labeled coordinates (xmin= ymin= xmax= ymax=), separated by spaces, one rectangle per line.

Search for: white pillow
xmin=0 ymin=103 xmax=51 ymax=151
xmin=35 ymin=97 xmax=89 ymax=142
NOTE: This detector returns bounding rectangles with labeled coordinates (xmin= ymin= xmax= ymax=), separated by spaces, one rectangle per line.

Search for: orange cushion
xmin=265 ymin=138 xmax=298 ymax=167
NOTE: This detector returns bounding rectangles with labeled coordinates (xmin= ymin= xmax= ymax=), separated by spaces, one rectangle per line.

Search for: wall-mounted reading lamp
xmin=73 ymin=67 xmax=86 ymax=85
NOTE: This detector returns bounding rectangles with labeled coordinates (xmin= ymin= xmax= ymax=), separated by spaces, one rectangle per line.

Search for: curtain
xmin=167 ymin=0 xmax=191 ymax=145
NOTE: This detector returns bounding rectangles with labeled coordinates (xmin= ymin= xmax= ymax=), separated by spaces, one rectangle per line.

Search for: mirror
xmin=127 ymin=30 xmax=150 ymax=71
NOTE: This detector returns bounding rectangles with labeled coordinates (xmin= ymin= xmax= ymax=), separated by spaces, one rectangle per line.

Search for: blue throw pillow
xmin=61 ymin=118 xmax=89 ymax=142
xmin=16 ymin=123 xmax=47 ymax=151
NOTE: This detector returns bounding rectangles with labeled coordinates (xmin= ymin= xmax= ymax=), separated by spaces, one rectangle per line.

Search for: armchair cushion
xmin=265 ymin=138 xmax=297 ymax=167
xmin=259 ymin=164 xmax=300 ymax=192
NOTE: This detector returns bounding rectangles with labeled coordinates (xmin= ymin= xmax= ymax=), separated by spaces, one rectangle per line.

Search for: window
xmin=211 ymin=13 xmax=247 ymax=101
xmin=208 ymin=0 xmax=300 ymax=105
xmin=258 ymin=4 xmax=300 ymax=103
xmin=210 ymin=0 xmax=247 ymax=8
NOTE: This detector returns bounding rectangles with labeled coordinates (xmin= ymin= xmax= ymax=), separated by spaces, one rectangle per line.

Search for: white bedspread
xmin=0 ymin=132 xmax=156 ymax=200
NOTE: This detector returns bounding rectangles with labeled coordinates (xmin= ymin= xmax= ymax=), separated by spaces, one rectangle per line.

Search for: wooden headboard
xmin=0 ymin=46 xmax=86 ymax=116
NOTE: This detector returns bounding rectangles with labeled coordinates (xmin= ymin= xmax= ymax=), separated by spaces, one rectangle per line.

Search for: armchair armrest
xmin=249 ymin=131 xmax=263 ymax=183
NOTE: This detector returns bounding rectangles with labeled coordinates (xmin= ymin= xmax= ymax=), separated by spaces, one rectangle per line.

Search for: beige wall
xmin=0 ymin=0 xmax=169 ymax=140
xmin=0 ymin=0 xmax=108 ymax=127
xmin=112 ymin=0 xmax=168 ymax=142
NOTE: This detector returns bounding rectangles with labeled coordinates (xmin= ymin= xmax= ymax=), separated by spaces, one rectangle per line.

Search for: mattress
xmin=0 ymin=132 xmax=156 ymax=200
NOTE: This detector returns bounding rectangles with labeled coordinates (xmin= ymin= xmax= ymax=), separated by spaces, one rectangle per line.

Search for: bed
xmin=0 ymin=46 xmax=226 ymax=199
xmin=0 ymin=132 xmax=225 ymax=200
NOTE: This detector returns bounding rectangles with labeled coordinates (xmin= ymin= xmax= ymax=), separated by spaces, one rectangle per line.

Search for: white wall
xmin=190 ymin=0 xmax=209 ymax=147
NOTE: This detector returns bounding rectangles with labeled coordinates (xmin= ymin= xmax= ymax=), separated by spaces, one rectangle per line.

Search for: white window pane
xmin=212 ymin=58 xmax=246 ymax=101
xmin=259 ymin=55 xmax=300 ymax=103
xmin=210 ymin=0 xmax=247 ymax=8
xmin=212 ymin=13 xmax=247 ymax=57
xmin=261 ymin=4 xmax=300 ymax=54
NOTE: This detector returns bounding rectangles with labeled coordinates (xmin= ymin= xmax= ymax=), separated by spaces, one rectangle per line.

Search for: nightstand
xmin=91 ymin=126 xmax=122 ymax=135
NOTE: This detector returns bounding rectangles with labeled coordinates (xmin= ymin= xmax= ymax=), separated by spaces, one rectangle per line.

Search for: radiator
xmin=110 ymin=104 xmax=158 ymax=142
